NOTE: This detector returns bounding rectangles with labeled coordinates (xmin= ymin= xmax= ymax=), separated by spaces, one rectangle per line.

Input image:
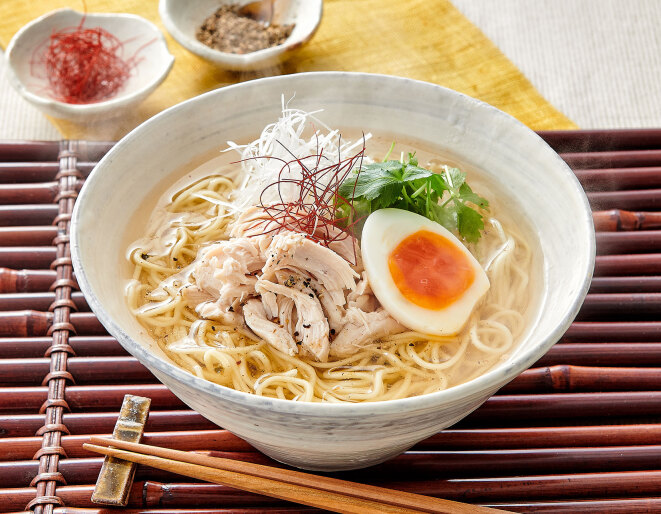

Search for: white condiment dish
xmin=5 ymin=9 xmax=174 ymax=122
xmin=71 ymin=72 xmax=595 ymax=471
xmin=159 ymin=0 xmax=322 ymax=71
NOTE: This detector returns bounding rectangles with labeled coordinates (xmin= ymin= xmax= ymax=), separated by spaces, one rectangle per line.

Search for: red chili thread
xmin=241 ymin=138 xmax=367 ymax=265
xmin=37 ymin=20 xmax=139 ymax=104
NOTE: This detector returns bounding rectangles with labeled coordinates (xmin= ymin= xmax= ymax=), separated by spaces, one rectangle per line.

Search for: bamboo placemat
xmin=2 ymin=132 xmax=661 ymax=513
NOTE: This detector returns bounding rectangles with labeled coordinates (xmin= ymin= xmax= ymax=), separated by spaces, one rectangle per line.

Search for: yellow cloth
xmin=0 ymin=0 xmax=577 ymax=139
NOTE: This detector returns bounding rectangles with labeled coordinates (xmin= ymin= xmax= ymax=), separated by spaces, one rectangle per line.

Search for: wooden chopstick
xmin=84 ymin=437 xmax=508 ymax=514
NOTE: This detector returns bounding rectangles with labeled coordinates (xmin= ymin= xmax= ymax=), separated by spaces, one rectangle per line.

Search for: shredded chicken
xmin=243 ymin=299 xmax=297 ymax=355
xmin=256 ymin=279 xmax=330 ymax=362
xmin=178 ymin=207 xmax=402 ymax=362
xmin=330 ymin=308 xmax=406 ymax=358
xmin=262 ymin=232 xmax=359 ymax=304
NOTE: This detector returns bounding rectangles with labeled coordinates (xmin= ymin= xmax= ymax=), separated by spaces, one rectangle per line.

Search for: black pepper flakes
xmin=196 ymin=4 xmax=295 ymax=55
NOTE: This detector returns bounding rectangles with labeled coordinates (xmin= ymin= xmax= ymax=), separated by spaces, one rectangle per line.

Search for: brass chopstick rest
xmin=91 ymin=394 xmax=151 ymax=506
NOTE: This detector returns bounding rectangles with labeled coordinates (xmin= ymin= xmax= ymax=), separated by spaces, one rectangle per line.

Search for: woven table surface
xmin=1 ymin=131 xmax=661 ymax=513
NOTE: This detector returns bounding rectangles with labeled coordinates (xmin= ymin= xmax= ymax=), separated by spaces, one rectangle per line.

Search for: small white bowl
xmin=5 ymin=9 xmax=174 ymax=122
xmin=159 ymin=0 xmax=322 ymax=71
xmin=71 ymin=72 xmax=595 ymax=471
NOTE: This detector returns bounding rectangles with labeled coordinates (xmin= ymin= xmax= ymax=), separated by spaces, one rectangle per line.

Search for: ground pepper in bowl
xmin=196 ymin=4 xmax=295 ymax=54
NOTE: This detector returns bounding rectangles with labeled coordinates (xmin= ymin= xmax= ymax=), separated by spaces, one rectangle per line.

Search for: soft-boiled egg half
xmin=361 ymin=209 xmax=490 ymax=335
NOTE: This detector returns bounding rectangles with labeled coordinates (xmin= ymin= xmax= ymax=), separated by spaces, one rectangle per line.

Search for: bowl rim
xmin=5 ymin=8 xmax=175 ymax=114
xmin=158 ymin=0 xmax=322 ymax=65
xmin=71 ymin=71 xmax=596 ymax=415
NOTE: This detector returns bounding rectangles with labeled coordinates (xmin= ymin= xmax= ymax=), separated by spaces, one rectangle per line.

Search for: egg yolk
xmin=388 ymin=229 xmax=476 ymax=310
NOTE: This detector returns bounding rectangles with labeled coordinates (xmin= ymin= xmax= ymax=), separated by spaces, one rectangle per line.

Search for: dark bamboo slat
xmin=563 ymin=321 xmax=661 ymax=342
xmin=365 ymin=446 xmax=661 ymax=479
xmin=594 ymin=253 xmax=661 ymax=276
xmin=560 ymin=149 xmax=661 ymax=169
xmin=589 ymin=276 xmax=661 ymax=293
xmin=69 ymin=312 xmax=107 ymax=335
xmin=467 ymin=391 xmax=661 ymax=423
xmin=588 ymin=189 xmax=661 ymax=211
xmin=0 ymin=311 xmax=106 ymax=337
xmin=0 ymin=484 xmax=285 ymax=511
xmin=418 ymin=424 xmax=661 ymax=450
xmin=491 ymin=498 xmax=661 ymax=513
xmin=539 ymin=128 xmax=661 ymax=153
xmin=577 ymin=292 xmax=661 ymax=319
xmin=0 ymin=226 xmax=58 ymax=246
xmin=0 ymin=247 xmax=57 ymax=269
xmin=502 ymin=365 xmax=661 ymax=393
xmin=0 ymin=204 xmax=57 ymax=226
xmin=0 ymin=310 xmax=51 ymax=337
xmin=0 ymin=268 xmax=57 ymax=292
xmin=0 ymin=182 xmax=58 ymax=204
xmin=399 ymin=470 xmax=661 ymax=502
xmin=0 ymin=162 xmax=60 ymax=184
xmin=0 ymin=356 xmax=151 ymax=386
xmin=537 ymin=343 xmax=661 ymax=367
xmin=0 ymin=141 xmax=63 ymax=162
xmin=593 ymin=209 xmax=661 ymax=231
xmin=0 ymin=384 xmax=185 ymax=413
xmin=0 ymin=430 xmax=253 ymax=462
xmin=575 ymin=167 xmax=661 ymax=191
xmin=0 ymin=162 xmax=95 ymax=183
xmin=596 ymin=231 xmax=661 ymax=254
xmin=0 ymin=410 xmax=215 ymax=438
xmin=0 ymin=456 xmax=233 ymax=489
xmin=0 ymin=292 xmax=88 ymax=311
xmin=0 ymin=141 xmax=114 ymax=162
xmin=0 ymin=336 xmax=125 ymax=359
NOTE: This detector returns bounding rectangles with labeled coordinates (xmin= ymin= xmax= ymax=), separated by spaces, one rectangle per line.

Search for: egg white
xmin=361 ymin=208 xmax=490 ymax=335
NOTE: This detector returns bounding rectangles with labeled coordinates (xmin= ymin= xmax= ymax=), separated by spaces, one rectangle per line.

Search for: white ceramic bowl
xmin=159 ymin=0 xmax=322 ymax=71
xmin=5 ymin=9 xmax=174 ymax=121
xmin=71 ymin=72 xmax=595 ymax=471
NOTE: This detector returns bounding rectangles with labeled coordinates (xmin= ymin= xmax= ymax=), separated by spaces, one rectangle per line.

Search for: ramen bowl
xmin=71 ymin=72 xmax=594 ymax=471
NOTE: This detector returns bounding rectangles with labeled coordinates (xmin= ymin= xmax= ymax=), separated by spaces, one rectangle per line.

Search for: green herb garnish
xmin=337 ymin=153 xmax=489 ymax=243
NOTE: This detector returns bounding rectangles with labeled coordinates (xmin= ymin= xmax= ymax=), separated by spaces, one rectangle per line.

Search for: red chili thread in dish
xmin=37 ymin=20 xmax=140 ymax=104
